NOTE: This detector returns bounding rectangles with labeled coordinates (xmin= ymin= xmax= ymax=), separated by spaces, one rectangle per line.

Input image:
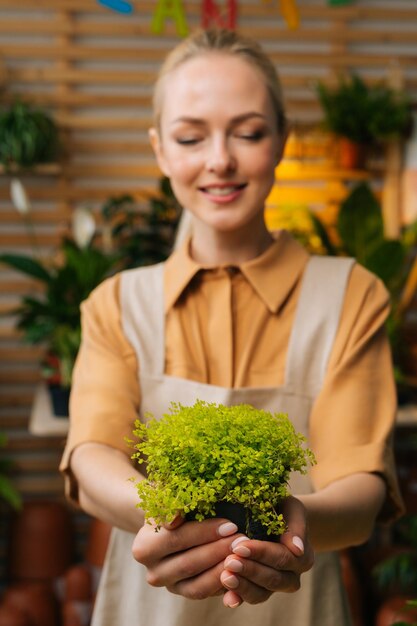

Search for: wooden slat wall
xmin=0 ymin=0 xmax=416 ymax=590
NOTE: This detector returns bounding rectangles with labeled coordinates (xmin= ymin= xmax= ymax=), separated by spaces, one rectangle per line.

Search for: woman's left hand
xmin=220 ymin=497 xmax=314 ymax=608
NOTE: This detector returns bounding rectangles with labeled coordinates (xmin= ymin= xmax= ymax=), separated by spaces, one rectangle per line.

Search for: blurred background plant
xmin=316 ymin=74 xmax=412 ymax=169
xmin=268 ymin=181 xmax=417 ymax=387
xmin=0 ymin=99 xmax=59 ymax=170
xmin=0 ymin=176 xmax=180 ymax=407
xmin=0 ymin=433 xmax=22 ymax=510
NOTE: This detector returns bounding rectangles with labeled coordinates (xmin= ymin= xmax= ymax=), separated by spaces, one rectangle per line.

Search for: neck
xmin=189 ymin=219 xmax=274 ymax=266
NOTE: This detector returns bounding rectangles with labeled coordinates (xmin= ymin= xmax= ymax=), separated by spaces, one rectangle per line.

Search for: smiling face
xmin=150 ymin=52 xmax=285 ymax=241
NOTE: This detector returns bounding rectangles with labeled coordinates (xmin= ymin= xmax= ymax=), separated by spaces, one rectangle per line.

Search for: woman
xmin=60 ymin=28 xmax=403 ymax=626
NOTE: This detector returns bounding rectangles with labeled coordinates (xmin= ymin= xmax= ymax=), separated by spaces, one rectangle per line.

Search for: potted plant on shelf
xmin=0 ymin=234 xmax=117 ymax=416
xmin=316 ymin=74 xmax=411 ymax=169
xmin=0 ymin=99 xmax=59 ymax=171
xmin=1 ymin=178 xmax=181 ymax=416
xmin=130 ymin=400 xmax=315 ymax=539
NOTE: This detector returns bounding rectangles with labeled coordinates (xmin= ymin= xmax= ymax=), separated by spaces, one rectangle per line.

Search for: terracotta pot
xmin=64 ymin=564 xmax=93 ymax=602
xmin=0 ymin=603 xmax=32 ymax=626
xmin=62 ymin=600 xmax=92 ymax=626
xmin=85 ymin=518 xmax=112 ymax=568
xmin=338 ymin=137 xmax=367 ymax=170
xmin=8 ymin=501 xmax=74 ymax=582
xmin=376 ymin=595 xmax=417 ymax=626
xmin=3 ymin=582 xmax=59 ymax=626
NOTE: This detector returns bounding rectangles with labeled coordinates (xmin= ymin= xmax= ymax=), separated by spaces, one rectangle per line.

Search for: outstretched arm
xmin=70 ymin=441 xmax=144 ymax=532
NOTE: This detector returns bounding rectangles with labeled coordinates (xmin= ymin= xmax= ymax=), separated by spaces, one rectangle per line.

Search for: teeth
xmin=204 ymin=186 xmax=240 ymax=196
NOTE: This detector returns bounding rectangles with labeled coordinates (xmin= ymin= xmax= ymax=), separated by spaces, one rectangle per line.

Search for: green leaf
xmin=0 ymin=253 xmax=51 ymax=283
xmin=309 ymin=212 xmax=338 ymax=256
xmin=337 ymin=182 xmax=384 ymax=263
xmin=0 ymin=475 xmax=22 ymax=509
xmin=365 ymin=240 xmax=406 ymax=288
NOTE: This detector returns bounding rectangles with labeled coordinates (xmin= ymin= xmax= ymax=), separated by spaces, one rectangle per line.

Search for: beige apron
xmin=92 ymin=255 xmax=354 ymax=626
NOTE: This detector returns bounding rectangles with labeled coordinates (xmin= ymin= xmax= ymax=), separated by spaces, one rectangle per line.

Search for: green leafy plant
xmin=309 ymin=182 xmax=417 ymax=380
xmin=0 ymin=100 xmax=59 ymax=169
xmin=101 ymin=177 xmax=181 ymax=268
xmin=316 ymin=74 xmax=411 ymax=144
xmin=374 ymin=516 xmax=417 ymax=607
xmin=130 ymin=400 xmax=315 ymax=537
xmin=393 ymin=599 xmax=417 ymax=626
xmin=0 ymin=433 xmax=22 ymax=510
xmin=1 ymin=177 xmax=180 ymax=391
xmin=0 ymin=239 xmax=116 ymax=388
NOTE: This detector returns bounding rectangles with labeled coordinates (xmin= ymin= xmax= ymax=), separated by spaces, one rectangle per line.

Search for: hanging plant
xmin=0 ymin=100 xmax=59 ymax=170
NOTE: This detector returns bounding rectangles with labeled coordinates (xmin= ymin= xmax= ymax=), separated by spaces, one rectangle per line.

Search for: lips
xmin=200 ymin=183 xmax=246 ymax=195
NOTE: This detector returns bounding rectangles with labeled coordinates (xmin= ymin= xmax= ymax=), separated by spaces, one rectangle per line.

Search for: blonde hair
xmin=152 ymin=28 xmax=287 ymax=135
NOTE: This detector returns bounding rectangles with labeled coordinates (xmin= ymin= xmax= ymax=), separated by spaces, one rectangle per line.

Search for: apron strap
xmin=120 ymin=263 xmax=165 ymax=375
xmin=284 ymin=255 xmax=355 ymax=397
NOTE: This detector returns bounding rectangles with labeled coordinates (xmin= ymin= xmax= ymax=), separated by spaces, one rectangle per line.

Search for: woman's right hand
xmin=132 ymin=518 xmax=241 ymax=600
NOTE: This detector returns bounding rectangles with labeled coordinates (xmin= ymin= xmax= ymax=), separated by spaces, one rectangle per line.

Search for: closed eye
xmin=176 ymin=137 xmax=202 ymax=145
xmin=237 ymin=130 xmax=265 ymax=141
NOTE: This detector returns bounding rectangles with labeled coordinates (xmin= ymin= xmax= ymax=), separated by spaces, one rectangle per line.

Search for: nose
xmin=206 ymin=136 xmax=237 ymax=174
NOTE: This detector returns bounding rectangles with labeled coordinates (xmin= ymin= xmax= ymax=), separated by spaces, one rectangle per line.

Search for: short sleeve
xmin=309 ymin=264 xmax=404 ymax=523
xmin=59 ymin=273 xmax=140 ymax=506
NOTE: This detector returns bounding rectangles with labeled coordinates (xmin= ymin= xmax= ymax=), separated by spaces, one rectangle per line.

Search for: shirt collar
xmin=164 ymin=230 xmax=309 ymax=314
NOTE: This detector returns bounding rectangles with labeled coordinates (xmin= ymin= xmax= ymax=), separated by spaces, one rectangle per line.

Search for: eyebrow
xmin=170 ymin=112 xmax=267 ymax=126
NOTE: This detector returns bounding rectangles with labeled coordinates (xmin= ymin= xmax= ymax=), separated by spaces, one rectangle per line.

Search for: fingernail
xmin=218 ymin=522 xmax=238 ymax=537
xmin=231 ymin=536 xmax=249 ymax=550
xmin=225 ymin=558 xmax=243 ymax=573
xmin=292 ymin=536 xmax=304 ymax=553
xmin=227 ymin=600 xmax=241 ymax=609
xmin=223 ymin=574 xmax=239 ymax=589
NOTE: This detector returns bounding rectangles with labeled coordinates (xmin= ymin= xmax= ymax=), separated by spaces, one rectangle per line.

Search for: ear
xmin=149 ymin=127 xmax=171 ymax=177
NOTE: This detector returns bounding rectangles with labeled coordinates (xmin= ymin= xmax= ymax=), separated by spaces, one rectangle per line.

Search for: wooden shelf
xmin=0 ymin=163 xmax=61 ymax=176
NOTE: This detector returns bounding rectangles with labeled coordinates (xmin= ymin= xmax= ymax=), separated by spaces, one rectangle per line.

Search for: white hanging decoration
xmin=10 ymin=178 xmax=32 ymax=215
xmin=72 ymin=206 xmax=96 ymax=249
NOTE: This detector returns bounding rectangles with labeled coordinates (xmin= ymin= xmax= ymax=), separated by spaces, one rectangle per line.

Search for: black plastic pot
xmin=48 ymin=384 xmax=70 ymax=418
xmin=186 ymin=501 xmax=279 ymax=542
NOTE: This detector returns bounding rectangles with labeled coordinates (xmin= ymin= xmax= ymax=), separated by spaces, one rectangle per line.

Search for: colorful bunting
xmin=202 ymin=0 xmax=237 ymax=30
xmin=151 ymin=0 xmax=189 ymax=37
xmin=279 ymin=0 xmax=299 ymax=30
xmin=97 ymin=0 xmax=133 ymax=13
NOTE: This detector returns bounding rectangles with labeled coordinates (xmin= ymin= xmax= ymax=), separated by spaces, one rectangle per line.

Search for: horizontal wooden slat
xmin=13 ymin=457 xmax=62 ymax=473
xmin=5 ymin=436 xmax=65 ymax=452
xmin=0 ymin=370 xmax=41 ymax=384
xmin=0 ymin=347 xmax=44 ymax=362
xmin=2 ymin=19 xmax=417 ymax=44
xmin=0 ymin=416 xmax=29 ymax=429
xmin=0 ymin=391 xmax=35 ymax=408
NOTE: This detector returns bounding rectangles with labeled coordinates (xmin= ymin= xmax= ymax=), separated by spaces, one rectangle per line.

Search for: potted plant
xmin=130 ymin=400 xmax=315 ymax=539
xmin=0 ymin=236 xmax=116 ymax=416
xmin=0 ymin=100 xmax=59 ymax=170
xmin=372 ymin=516 xmax=417 ymax=626
xmin=100 ymin=177 xmax=181 ymax=267
xmin=316 ymin=75 xmax=411 ymax=168
xmin=306 ymin=181 xmax=417 ymax=391
xmin=1 ymin=178 xmax=180 ymax=416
